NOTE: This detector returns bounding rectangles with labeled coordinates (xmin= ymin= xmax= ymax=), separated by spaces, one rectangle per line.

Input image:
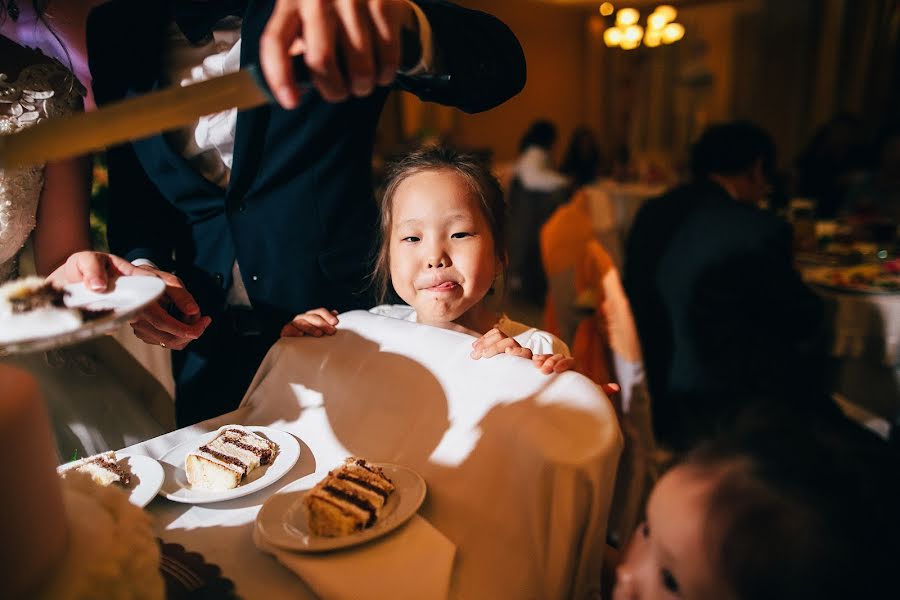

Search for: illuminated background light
xmin=616 ymin=7 xmax=640 ymax=27
xmin=600 ymin=2 xmax=615 ymax=17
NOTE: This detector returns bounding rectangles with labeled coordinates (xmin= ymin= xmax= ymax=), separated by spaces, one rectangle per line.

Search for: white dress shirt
xmin=136 ymin=5 xmax=435 ymax=308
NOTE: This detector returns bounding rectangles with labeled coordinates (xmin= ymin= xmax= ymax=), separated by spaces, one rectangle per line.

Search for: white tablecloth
xmin=809 ymin=285 xmax=900 ymax=420
xmin=584 ymin=180 xmax=666 ymax=269
xmin=121 ymin=311 xmax=623 ymax=599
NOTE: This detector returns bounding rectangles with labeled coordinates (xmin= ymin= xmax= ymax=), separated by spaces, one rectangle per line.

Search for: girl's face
xmin=614 ymin=466 xmax=732 ymax=600
xmin=388 ymin=169 xmax=497 ymax=328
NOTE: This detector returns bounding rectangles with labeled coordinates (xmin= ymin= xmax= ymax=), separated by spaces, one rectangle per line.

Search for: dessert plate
xmin=119 ymin=454 xmax=165 ymax=508
xmin=255 ymin=463 xmax=427 ymax=553
xmin=158 ymin=426 xmax=300 ymax=504
xmin=0 ymin=275 xmax=166 ymax=355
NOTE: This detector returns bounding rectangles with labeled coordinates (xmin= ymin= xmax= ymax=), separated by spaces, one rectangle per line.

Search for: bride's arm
xmin=31 ymin=154 xmax=93 ymax=275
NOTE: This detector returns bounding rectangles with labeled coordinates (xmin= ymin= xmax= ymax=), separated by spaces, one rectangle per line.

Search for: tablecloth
xmin=122 ymin=310 xmax=623 ymax=599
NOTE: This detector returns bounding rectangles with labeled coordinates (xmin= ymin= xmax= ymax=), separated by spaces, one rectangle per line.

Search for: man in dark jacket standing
xmin=625 ymin=121 xmax=828 ymax=451
xmin=87 ymin=0 xmax=526 ymax=425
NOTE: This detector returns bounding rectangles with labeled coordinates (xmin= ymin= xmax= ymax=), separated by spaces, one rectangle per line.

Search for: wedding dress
xmin=0 ymin=49 xmax=170 ymax=459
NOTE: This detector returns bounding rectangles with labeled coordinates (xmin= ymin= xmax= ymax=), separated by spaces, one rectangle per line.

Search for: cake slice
xmin=304 ymin=457 xmax=396 ymax=537
xmin=184 ymin=425 xmax=279 ymax=491
xmin=58 ymin=451 xmax=132 ymax=487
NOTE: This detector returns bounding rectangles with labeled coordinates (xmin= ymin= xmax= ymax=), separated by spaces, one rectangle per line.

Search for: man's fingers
xmin=303 ymin=0 xmax=348 ymax=101
xmin=260 ymin=0 xmax=305 ymax=108
xmin=161 ymin=278 xmax=201 ymax=318
xmin=479 ymin=337 xmax=518 ymax=359
xmin=136 ymin=303 xmax=209 ymax=340
xmin=504 ymin=346 xmax=533 ymax=359
xmin=336 ymin=0 xmax=376 ymax=97
xmin=368 ymin=0 xmax=401 ymax=85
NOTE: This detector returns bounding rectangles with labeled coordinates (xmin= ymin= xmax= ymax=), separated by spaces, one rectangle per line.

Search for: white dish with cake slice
xmin=57 ymin=451 xmax=164 ymax=508
xmin=0 ymin=275 xmax=165 ymax=355
xmin=158 ymin=425 xmax=300 ymax=504
xmin=255 ymin=463 xmax=427 ymax=553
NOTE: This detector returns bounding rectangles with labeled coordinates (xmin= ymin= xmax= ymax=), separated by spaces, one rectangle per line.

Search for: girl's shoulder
xmin=497 ymin=315 xmax=571 ymax=357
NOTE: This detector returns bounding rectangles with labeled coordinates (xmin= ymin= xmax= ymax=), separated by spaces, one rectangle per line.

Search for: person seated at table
xmin=561 ymin=126 xmax=602 ymax=189
xmin=625 ymin=121 xmax=832 ymax=452
xmin=613 ymin=413 xmax=899 ymax=600
xmin=282 ymin=145 xmax=575 ymax=374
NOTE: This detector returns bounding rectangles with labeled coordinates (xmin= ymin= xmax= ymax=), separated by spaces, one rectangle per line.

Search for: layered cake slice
xmin=185 ymin=426 xmax=279 ymax=491
xmin=304 ymin=457 xmax=396 ymax=537
xmin=58 ymin=451 xmax=132 ymax=487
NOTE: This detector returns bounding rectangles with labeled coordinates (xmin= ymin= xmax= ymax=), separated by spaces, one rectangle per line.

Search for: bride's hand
xmin=46 ymin=251 xmax=137 ymax=291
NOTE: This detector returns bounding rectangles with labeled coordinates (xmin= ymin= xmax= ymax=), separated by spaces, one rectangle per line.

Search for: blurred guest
xmin=507 ymin=120 xmax=570 ymax=304
xmin=625 ymin=121 xmax=830 ymax=451
xmin=561 ymin=126 xmax=602 ymax=188
xmin=613 ymin=414 xmax=899 ymax=600
xmin=842 ymin=124 xmax=900 ymax=226
xmin=794 ymin=113 xmax=869 ymax=218
xmin=512 ymin=119 xmax=571 ymax=192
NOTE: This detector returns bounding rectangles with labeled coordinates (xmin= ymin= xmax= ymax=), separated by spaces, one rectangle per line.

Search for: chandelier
xmin=601 ymin=4 xmax=685 ymax=49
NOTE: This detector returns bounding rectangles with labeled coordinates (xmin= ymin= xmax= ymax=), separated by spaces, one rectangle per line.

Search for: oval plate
xmin=255 ymin=463 xmax=426 ymax=553
xmin=158 ymin=426 xmax=300 ymax=504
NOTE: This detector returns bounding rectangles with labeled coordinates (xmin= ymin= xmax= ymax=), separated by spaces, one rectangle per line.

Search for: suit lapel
xmin=227 ymin=0 xmax=273 ymax=201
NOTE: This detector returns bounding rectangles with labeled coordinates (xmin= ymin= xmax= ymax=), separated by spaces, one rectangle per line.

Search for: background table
xmin=122 ymin=311 xmax=622 ymax=599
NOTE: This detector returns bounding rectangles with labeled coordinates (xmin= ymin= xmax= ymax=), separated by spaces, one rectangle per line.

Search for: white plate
xmin=255 ymin=463 xmax=427 ymax=553
xmin=119 ymin=454 xmax=165 ymax=508
xmin=0 ymin=275 xmax=166 ymax=355
xmin=158 ymin=426 xmax=300 ymax=504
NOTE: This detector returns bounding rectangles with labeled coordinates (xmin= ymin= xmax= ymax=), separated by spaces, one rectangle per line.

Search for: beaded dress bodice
xmin=0 ymin=57 xmax=85 ymax=282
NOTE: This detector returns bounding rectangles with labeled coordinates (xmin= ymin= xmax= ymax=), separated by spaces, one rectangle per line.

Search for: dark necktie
xmin=174 ymin=0 xmax=248 ymax=44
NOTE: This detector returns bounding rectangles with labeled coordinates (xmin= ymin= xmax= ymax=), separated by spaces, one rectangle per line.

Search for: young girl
xmin=613 ymin=415 xmax=898 ymax=600
xmin=282 ymin=145 xmax=575 ymax=374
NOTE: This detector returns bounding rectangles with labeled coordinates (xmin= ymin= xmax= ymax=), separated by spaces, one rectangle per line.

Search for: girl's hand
xmin=281 ymin=308 xmax=339 ymax=338
xmin=471 ymin=327 xmax=533 ymax=360
xmin=532 ymin=353 xmax=576 ymax=374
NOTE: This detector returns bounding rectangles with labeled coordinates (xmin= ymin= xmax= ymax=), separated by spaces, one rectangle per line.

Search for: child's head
xmin=374 ymin=146 xmax=506 ymax=326
xmin=614 ymin=416 xmax=898 ymax=600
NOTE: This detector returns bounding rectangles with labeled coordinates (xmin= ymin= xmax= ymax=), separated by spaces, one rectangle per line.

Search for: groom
xmin=87 ymin=0 xmax=526 ymax=426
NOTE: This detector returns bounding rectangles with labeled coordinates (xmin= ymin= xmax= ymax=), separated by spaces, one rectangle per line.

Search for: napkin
xmin=254 ymin=515 xmax=456 ymax=600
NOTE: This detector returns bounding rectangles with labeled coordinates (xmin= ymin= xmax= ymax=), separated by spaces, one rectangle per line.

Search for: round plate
xmin=0 ymin=276 xmax=166 ymax=355
xmin=158 ymin=426 xmax=300 ymax=504
xmin=255 ymin=463 xmax=426 ymax=553
xmin=119 ymin=454 xmax=165 ymax=508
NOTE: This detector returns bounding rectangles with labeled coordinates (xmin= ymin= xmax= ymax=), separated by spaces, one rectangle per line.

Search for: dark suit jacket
xmin=87 ymin=0 xmax=525 ymax=329
xmin=624 ymin=180 xmax=828 ymax=450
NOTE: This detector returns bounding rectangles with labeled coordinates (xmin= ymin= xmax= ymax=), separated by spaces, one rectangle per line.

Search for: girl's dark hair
xmin=561 ymin=126 xmax=601 ymax=187
xmin=518 ymin=119 xmax=557 ymax=152
xmin=680 ymin=414 xmax=899 ymax=600
xmin=373 ymin=145 xmax=507 ymax=302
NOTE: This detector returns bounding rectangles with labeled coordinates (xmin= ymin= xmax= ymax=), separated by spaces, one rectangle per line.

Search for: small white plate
xmin=0 ymin=275 xmax=166 ymax=355
xmin=255 ymin=463 xmax=427 ymax=553
xmin=158 ymin=426 xmax=300 ymax=504
xmin=119 ymin=454 xmax=165 ymax=508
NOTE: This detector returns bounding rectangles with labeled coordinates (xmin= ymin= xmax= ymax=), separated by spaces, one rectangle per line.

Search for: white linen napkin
xmin=253 ymin=515 xmax=456 ymax=600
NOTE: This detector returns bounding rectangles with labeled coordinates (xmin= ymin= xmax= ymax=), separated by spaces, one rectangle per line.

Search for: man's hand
xmin=471 ymin=327 xmax=533 ymax=360
xmin=129 ymin=266 xmax=211 ymax=350
xmin=47 ymin=251 xmax=137 ymax=292
xmin=260 ymin=0 xmax=419 ymax=108
xmin=281 ymin=307 xmax=339 ymax=337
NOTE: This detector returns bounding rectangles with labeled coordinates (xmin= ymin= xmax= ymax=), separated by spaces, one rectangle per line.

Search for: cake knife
xmin=0 ymin=33 xmax=424 ymax=170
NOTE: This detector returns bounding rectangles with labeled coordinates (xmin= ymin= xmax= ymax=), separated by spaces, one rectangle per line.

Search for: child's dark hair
xmin=373 ymin=145 xmax=506 ymax=302
xmin=680 ymin=413 xmax=899 ymax=600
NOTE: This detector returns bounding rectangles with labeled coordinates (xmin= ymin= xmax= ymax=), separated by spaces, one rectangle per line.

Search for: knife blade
xmin=0 ymin=62 xmax=286 ymax=170
xmin=0 ymin=31 xmax=424 ymax=170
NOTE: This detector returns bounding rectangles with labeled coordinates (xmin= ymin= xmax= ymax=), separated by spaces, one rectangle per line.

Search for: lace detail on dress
xmin=0 ymin=60 xmax=85 ymax=281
